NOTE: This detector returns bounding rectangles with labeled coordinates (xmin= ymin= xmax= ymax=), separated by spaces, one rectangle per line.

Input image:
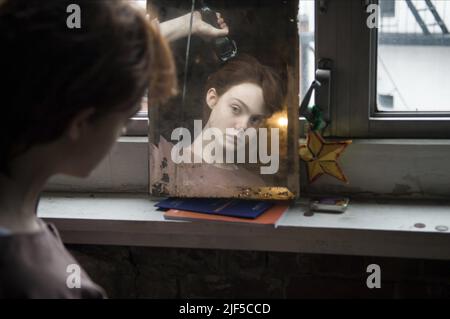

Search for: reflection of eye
xmin=230 ymin=104 xmax=241 ymax=115
xmin=250 ymin=116 xmax=263 ymax=125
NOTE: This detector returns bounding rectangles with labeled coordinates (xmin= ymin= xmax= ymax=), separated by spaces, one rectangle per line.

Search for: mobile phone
xmin=310 ymin=197 xmax=349 ymax=213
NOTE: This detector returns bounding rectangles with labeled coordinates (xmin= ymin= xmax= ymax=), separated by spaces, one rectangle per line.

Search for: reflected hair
xmin=204 ymin=55 xmax=284 ymax=115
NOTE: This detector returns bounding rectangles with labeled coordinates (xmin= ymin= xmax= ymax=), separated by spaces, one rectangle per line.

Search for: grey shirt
xmin=0 ymin=219 xmax=106 ymax=299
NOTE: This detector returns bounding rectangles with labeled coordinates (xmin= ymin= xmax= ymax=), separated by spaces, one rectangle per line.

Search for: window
xmin=299 ymin=1 xmax=315 ymax=105
xmin=378 ymin=0 xmax=450 ymax=112
xmin=314 ymin=0 xmax=450 ymax=138
xmin=46 ymin=0 xmax=450 ymax=198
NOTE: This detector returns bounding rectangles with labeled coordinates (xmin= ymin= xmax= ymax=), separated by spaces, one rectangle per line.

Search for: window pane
xmin=377 ymin=0 xmax=450 ymax=112
xmin=299 ymin=0 xmax=315 ymax=107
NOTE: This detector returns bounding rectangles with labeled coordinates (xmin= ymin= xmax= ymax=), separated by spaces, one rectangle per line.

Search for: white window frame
xmin=298 ymin=0 xmax=450 ymax=198
xmin=315 ymin=0 xmax=450 ymax=138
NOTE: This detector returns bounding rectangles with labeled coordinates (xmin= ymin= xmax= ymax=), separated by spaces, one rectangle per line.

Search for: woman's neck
xmin=185 ymin=123 xmax=238 ymax=170
xmin=0 ymin=156 xmax=50 ymax=233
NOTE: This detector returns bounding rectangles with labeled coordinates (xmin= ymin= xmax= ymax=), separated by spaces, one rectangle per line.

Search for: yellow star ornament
xmin=299 ymin=130 xmax=352 ymax=184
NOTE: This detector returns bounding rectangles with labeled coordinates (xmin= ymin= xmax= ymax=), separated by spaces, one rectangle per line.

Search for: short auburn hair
xmin=204 ymin=55 xmax=284 ymax=115
xmin=0 ymin=0 xmax=176 ymax=175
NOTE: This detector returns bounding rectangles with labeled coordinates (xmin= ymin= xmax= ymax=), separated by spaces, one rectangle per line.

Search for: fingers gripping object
xmin=182 ymin=0 xmax=237 ymax=108
xmin=200 ymin=1 xmax=237 ymax=62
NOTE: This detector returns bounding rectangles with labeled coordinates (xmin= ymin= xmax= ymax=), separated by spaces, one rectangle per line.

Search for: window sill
xmin=37 ymin=193 xmax=450 ymax=260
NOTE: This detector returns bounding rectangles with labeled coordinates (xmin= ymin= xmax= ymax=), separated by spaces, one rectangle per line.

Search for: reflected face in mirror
xmin=205 ymin=82 xmax=268 ymax=151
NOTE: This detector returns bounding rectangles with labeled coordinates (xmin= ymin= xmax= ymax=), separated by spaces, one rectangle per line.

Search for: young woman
xmin=151 ymin=55 xmax=285 ymax=197
xmin=0 ymin=0 xmax=227 ymax=298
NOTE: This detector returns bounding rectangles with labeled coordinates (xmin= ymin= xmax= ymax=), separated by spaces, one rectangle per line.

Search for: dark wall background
xmin=68 ymin=245 xmax=450 ymax=298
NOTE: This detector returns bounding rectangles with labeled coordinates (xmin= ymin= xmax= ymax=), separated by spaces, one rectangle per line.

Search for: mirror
xmin=148 ymin=0 xmax=300 ymax=200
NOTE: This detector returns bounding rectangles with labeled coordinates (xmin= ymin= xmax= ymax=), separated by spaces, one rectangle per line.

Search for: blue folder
xmin=155 ymin=198 xmax=274 ymax=219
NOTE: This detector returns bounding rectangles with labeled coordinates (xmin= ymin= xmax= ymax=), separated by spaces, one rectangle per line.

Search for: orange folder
xmin=163 ymin=204 xmax=289 ymax=226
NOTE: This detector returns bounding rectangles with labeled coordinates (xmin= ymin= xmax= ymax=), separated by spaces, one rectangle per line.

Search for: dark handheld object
xmin=199 ymin=2 xmax=237 ymax=62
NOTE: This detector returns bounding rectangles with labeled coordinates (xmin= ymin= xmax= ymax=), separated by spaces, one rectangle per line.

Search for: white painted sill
xmin=37 ymin=193 xmax=450 ymax=260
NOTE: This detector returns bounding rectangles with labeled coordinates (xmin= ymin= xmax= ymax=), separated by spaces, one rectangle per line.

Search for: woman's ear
xmin=66 ymin=108 xmax=96 ymax=141
xmin=206 ymin=88 xmax=218 ymax=110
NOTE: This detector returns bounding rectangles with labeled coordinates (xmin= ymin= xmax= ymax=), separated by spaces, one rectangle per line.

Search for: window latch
xmin=299 ymin=59 xmax=333 ymax=130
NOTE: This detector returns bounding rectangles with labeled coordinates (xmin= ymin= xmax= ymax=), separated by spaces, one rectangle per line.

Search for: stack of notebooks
xmin=156 ymin=198 xmax=289 ymax=227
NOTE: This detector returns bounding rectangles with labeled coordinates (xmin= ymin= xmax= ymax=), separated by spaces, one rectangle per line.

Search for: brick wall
xmin=68 ymin=245 xmax=450 ymax=299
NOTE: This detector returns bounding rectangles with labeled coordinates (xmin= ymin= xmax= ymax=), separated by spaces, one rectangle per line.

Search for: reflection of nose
xmin=235 ymin=116 xmax=250 ymax=130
